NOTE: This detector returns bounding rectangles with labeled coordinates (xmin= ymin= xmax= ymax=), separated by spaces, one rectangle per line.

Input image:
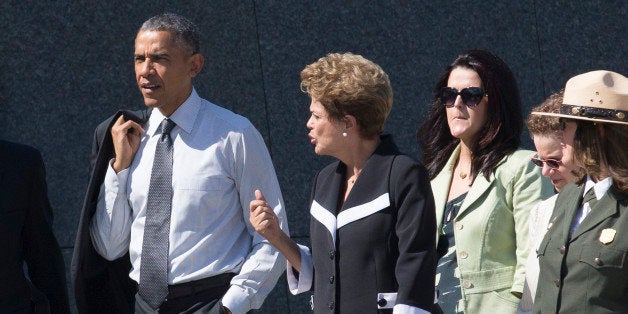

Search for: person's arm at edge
xmin=250 ymin=190 xmax=314 ymax=294
xmin=221 ymin=124 xmax=289 ymax=314
xmin=22 ymin=147 xmax=71 ymax=314
xmin=392 ymin=157 xmax=436 ymax=314
xmin=510 ymin=152 xmax=554 ymax=297
xmin=89 ymin=115 xmax=144 ymax=260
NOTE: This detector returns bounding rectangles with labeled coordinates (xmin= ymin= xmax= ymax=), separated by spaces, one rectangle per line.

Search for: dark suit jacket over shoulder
xmin=71 ymin=109 xmax=150 ymax=314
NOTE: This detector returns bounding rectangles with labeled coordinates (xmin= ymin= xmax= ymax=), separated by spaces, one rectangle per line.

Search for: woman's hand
xmin=250 ymin=189 xmax=303 ymax=271
xmin=249 ymin=189 xmax=282 ymax=242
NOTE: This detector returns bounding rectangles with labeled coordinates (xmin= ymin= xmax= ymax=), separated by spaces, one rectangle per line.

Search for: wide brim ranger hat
xmin=532 ymin=70 xmax=628 ymax=125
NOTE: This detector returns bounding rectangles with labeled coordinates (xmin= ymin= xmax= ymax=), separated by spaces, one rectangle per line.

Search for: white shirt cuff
xmin=221 ymin=285 xmax=250 ymax=314
xmin=287 ymin=244 xmax=313 ymax=294
xmin=105 ymin=158 xmax=129 ymax=195
xmin=393 ymin=304 xmax=430 ymax=314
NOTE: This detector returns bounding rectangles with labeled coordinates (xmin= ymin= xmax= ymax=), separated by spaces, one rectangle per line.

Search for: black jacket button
xmin=378 ymin=298 xmax=387 ymax=307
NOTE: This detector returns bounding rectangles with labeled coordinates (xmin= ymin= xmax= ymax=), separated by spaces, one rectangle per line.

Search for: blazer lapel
xmin=570 ymin=187 xmax=621 ymax=241
xmin=457 ymin=169 xmax=494 ymax=219
xmin=342 ymin=140 xmax=396 ymax=210
xmin=310 ymin=162 xmax=345 ymax=245
xmin=431 ymin=145 xmax=496 ymax=225
xmin=431 ymin=146 xmax=458 ymax=232
xmin=555 ymin=184 xmax=584 ymax=243
xmin=314 ymin=161 xmax=344 ymax=216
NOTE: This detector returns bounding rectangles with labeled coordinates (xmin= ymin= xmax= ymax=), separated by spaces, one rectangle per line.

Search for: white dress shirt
xmin=570 ymin=176 xmax=612 ymax=234
xmin=90 ymin=89 xmax=288 ymax=314
xmin=518 ymin=194 xmax=557 ymax=313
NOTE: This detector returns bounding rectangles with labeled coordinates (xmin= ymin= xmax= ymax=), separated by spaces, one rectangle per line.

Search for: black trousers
xmin=135 ymin=273 xmax=235 ymax=314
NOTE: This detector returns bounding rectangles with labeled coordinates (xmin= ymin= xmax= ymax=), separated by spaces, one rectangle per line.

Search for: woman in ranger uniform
xmin=418 ymin=50 xmax=553 ymax=313
xmin=250 ymin=52 xmax=437 ymax=313
xmin=531 ymin=70 xmax=628 ymax=313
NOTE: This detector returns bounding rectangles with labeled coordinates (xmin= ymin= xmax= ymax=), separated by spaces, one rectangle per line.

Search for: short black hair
xmin=139 ymin=13 xmax=200 ymax=55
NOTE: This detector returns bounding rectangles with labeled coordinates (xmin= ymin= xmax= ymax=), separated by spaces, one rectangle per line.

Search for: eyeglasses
xmin=440 ymin=87 xmax=487 ymax=108
xmin=531 ymin=156 xmax=562 ymax=169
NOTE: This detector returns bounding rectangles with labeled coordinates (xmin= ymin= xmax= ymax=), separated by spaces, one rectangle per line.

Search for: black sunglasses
xmin=531 ymin=156 xmax=562 ymax=169
xmin=440 ymin=87 xmax=487 ymax=108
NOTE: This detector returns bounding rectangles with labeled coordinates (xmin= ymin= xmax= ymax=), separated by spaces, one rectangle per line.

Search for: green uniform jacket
xmin=534 ymin=183 xmax=628 ymax=313
xmin=432 ymin=147 xmax=553 ymax=313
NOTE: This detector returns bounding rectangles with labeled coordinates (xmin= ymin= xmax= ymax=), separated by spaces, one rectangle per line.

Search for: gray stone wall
xmin=0 ymin=1 xmax=624 ymax=313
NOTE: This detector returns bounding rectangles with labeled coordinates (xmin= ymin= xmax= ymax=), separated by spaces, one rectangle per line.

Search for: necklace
xmin=459 ymin=172 xmax=468 ymax=179
xmin=348 ymin=171 xmax=361 ymax=185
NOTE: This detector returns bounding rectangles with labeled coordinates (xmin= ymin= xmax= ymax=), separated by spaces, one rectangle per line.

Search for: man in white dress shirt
xmin=88 ymin=13 xmax=288 ymax=314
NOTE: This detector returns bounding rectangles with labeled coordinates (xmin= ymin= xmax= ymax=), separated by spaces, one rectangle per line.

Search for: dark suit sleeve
xmin=90 ymin=120 xmax=104 ymax=174
xmin=391 ymin=156 xmax=437 ymax=310
xmin=72 ymin=109 xmax=148 ymax=314
xmin=21 ymin=149 xmax=71 ymax=314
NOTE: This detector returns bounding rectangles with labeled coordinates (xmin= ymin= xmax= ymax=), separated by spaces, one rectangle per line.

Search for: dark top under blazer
xmin=534 ymin=183 xmax=628 ymax=313
xmin=71 ymin=109 xmax=150 ymax=314
xmin=309 ymin=135 xmax=437 ymax=313
xmin=0 ymin=140 xmax=70 ymax=313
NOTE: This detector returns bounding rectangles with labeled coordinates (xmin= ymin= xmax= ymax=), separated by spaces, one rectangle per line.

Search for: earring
xmin=342 ymin=132 xmax=348 ymax=137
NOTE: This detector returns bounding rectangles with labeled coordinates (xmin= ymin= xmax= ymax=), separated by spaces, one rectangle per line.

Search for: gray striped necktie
xmin=139 ymin=118 xmax=175 ymax=309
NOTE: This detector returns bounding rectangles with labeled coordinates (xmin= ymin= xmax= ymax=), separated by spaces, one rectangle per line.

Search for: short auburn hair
xmin=526 ymin=90 xmax=566 ymax=137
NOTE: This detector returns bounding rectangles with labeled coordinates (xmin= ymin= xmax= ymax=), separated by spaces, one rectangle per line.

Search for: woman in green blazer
xmin=418 ymin=50 xmax=553 ymax=313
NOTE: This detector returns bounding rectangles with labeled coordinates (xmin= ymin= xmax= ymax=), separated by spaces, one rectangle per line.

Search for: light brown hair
xmin=573 ymin=122 xmax=628 ymax=192
xmin=300 ymin=52 xmax=393 ymax=139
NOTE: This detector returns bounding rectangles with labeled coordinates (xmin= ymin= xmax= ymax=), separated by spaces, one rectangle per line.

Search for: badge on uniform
xmin=599 ymin=228 xmax=616 ymax=245
xmin=546 ymin=217 xmax=556 ymax=230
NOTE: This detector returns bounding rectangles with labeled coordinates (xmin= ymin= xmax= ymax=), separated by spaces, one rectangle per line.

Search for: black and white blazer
xmin=288 ymin=135 xmax=437 ymax=313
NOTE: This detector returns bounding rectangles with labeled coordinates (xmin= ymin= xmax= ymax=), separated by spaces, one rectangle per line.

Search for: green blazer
xmin=432 ymin=146 xmax=553 ymax=313
xmin=534 ymin=183 xmax=628 ymax=313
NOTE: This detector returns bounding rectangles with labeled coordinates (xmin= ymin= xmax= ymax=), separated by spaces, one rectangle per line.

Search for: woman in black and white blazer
xmin=249 ymin=52 xmax=437 ymax=313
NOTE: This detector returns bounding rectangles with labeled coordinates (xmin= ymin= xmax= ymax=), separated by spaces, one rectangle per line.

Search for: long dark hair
xmin=418 ymin=50 xmax=522 ymax=180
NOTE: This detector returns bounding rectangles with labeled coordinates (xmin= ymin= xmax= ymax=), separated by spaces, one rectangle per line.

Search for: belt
xmin=167 ymin=273 xmax=235 ymax=299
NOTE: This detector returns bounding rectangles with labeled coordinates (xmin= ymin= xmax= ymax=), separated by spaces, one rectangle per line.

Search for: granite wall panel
xmin=533 ymin=1 xmax=627 ymax=96
xmin=0 ymin=1 xmax=624 ymax=313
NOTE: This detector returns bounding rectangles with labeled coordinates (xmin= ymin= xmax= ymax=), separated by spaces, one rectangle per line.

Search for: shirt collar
xmin=583 ymin=176 xmax=613 ymax=201
xmin=147 ymin=88 xmax=201 ymax=136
